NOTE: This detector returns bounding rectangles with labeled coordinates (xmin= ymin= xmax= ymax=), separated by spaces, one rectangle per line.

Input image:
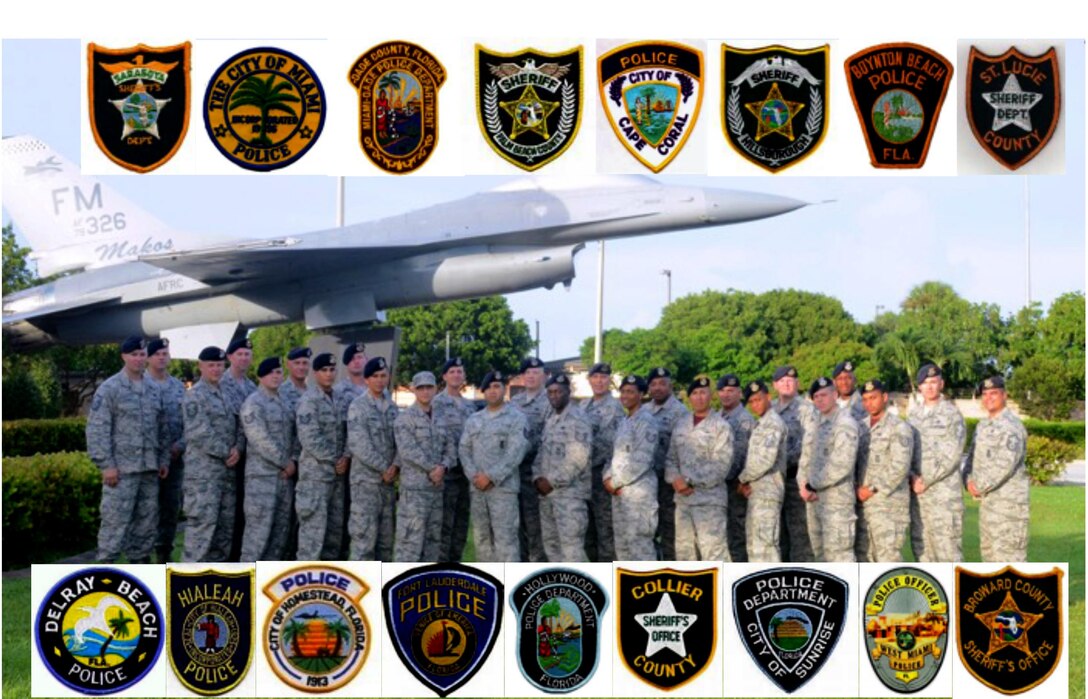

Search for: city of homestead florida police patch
xmin=35 ymin=567 xmax=163 ymax=695
xmin=863 ymin=567 xmax=949 ymax=693
xmin=956 ymin=566 xmax=1063 ymax=694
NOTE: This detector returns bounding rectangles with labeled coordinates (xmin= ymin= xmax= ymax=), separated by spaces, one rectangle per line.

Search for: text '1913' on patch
xmin=863 ymin=567 xmax=948 ymax=693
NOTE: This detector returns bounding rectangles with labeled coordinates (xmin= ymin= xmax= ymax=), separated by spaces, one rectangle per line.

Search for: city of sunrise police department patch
xmin=863 ymin=567 xmax=948 ymax=693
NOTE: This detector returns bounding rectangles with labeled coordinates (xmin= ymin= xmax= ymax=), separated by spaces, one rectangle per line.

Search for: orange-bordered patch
xmin=863 ymin=567 xmax=949 ymax=693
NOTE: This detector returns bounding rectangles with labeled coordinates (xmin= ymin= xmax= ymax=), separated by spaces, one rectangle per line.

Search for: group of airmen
xmin=87 ymin=337 xmax=1031 ymax=565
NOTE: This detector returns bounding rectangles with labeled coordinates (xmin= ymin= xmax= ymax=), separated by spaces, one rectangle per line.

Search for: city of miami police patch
xmin=722 ymin=44 xmax=829 ymax=173
xmin=35 ymin=567 xmax=163 ymax=695
xmin=598 ymin=41 xmax=703 ymax=173
xmin=509 ymin=567 xmax=608 ymax=693
xmin=844 ymin=43 xmax=952 ymax=168
xmin=732 ymin=567 xmax=847 ymax=693
xmin=87 ymin=42 xmax=191 ymax=173
xmin=203 ymin=47 xmax=325 ymax=171
xmin=956 ymin=566 xmax=1063 ymax=694
xmin=863 ymin=567 xmax=948 ymax=693
xmin=263 ymin=565 xmax=370 ymax=693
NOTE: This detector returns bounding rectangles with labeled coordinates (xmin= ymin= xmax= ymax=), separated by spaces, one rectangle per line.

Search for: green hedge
xmin=1 ymin=417 xmax=87 ymax=457
xmin=965 ymin=418 xmax=1084 ymax=456
xmin=1025 ymin=435 xmax=1079 ymax=485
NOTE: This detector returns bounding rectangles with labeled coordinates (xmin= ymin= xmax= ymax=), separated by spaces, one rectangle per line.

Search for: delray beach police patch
xmin=863 ymin=567 xmax=948 ymax=693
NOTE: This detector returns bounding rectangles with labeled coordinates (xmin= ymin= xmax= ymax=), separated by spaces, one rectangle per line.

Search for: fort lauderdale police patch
xmin=863 ymin=567 xmax=948 ymax=693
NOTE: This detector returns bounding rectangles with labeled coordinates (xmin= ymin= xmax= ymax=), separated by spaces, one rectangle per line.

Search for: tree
xmin=250 ymin=322 xmax=314 ymax=363
xmin=229 ymin=75 xmax=301 ymax=146
xmin=2 ymin=224 xmax=36 ymax=295
xmin=1009 ymin=355 xmax=1080 ymax=420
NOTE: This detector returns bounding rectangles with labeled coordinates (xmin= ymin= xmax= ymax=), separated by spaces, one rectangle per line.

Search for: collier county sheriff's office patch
xmin=722 ymin=44 xmax=829 ymax=173
xmin=383 ymin=562 xmax=503 ymax=697
xmin=263 ymin=565 xmax=370 ymax=693
xmin=598 ymin=41 xmax=703 ymax=173
xmin=204 ymin=47 xmax=325 ymax=171
xmin=732 ymin=567 xmax=847 ymax=693
xmin=349 ymin=41 xmax=446 ymax=174
xmin=966 ymin=46 xmax=1060 ymax=170
xmin=844 ymin=43 xmax=952 ymax=168
xmin=509 ymin=568 xmax=608 ymax=693
xmin=863 ymin=567 xmax=949 ymax=693
xmin=87 ymin=42 xmax=191 ymax=173
xmin=167 ymin=568 xmax=253 ymax=695
xmin=35 ymin=566 xmax=164 ymax=695
xmin=956 ymin=566 xmax=1063 ymax=694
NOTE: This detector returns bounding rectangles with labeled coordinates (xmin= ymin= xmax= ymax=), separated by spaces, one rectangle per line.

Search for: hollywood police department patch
xmin=863 ymin=567 xmax=948 ymax=693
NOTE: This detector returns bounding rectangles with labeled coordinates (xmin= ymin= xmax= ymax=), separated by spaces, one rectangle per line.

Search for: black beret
xmin=480 ymin=370 xmax=506 ymax=388
xmin=832 ymin=360 xmax=856 ymax=378
xmin=808 ymin=376 xmax=833 ymax=397
xmin=120 ymin=336 xmax=145 ymax=354
xmin=916 ymin=363 xmax=942 ymax=384
xmin=287 ymin=346 xmax=312 ymax=361
xmin=520 ymin=357 xmax=544 ymax=372
xmin=772 ymin=365 xmax=798 ymax=382
xmin=980 ymin=375 xmax=1006 ymax=391
xmin=146 ymin=338 xmax=169 ymax=355
xmin=363 ymin=356 xmax=388 ymax=378
xmin=861 ymin=379 xmax=887 ymax=394
xmin=546 ymin=374 xmax=571 ymax=388
xmin=343 ymin=342 xmax=366 ymax=364
xmin=198 ymin=346 xmax=226 ymax=362
xmin=648 ymin=367 xmax=671 ymax=381
xmin=717 ymin=374 xmax=741 ymax=390
xmin=227 ymin=337 xmax=253 ymax=355
xmin=687 ymin=376 xmax=711 ymax=394
xmin=312 ymin=353 xmax=336 ymax=371
xmin=588 ymin=362 xmax=612 ymax=376
xmin=257 ymin=357 xmax=281 ymax=378
xmin=743 ymin=380 xmax=768 ymax=401
xmin=621 ymin=374 xmax=647 ymax=393
xmin=441 ymin=357 xmax=464 ymax=375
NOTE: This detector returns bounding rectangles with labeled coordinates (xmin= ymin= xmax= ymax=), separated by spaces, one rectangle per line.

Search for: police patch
xmin=204 ymin=47 xmax=325 ymax=171
xmin=863 ymin=567 xmax=948 ymax=693
xmin=168 ymin=568 xmax=252 ymax=695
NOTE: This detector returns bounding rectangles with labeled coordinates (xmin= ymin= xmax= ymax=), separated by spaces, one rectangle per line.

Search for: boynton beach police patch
xmin=863 ymin=567 xmax=948 ymax=693
xmin=35 ymin=567 xmax=163 ymax=695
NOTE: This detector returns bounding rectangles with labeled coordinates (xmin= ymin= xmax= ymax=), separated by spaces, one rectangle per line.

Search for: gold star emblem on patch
xmin=974 ymin=590 xmax=1043 ymax=656
xmin=745 ymin=82 xmax=804 ymax=142
xmin=500 ymin=85 xmax=558 ymax=140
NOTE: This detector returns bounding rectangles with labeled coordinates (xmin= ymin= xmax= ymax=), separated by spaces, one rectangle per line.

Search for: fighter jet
xmin=2 ymin=135 xmax=808 ymax=357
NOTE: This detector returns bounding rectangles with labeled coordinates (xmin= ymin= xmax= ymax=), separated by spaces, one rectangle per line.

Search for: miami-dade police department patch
xmin=35 ymin=567 xmax=163 ymax=695
xmin=863 ymin=567 xmax=948 ymax=693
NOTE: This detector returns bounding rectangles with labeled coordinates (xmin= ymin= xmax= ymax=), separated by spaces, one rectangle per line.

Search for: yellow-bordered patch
xmin=863 ymin=567 xmax=949 ymax=692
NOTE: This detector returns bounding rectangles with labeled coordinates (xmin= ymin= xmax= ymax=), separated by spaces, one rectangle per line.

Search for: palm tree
xmin=99 ymin=609 xmax=134 ymax=663
xmin=281 ymin=619 xmax=306 ymax=657
xmin=378 ymin=72 xmax=402 ymax=96
xmin=326 ymin=619 xmax=352 ymax=658
xmin=228 ymin=75 xmax=301 ymax=146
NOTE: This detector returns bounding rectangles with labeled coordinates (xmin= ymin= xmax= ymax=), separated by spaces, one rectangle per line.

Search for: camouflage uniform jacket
xmin=87 ymin=370 xmax=169 ymax=473
xmin=296 ymin=386 xmax=344 ymax=480
xmin=838 ymin=391 xmax=868 ymax=422
xmin=433 ymin=390 xmax=478 ymax=468
xmin=512 ymin=389 xmax=552 ymax=461
xmin=278 ymin=379 xmax=308 ymax=459
xmin=459 ymin=403 xmax=530 ymax=493
xmin=241 ymin=386 xmax=295 ymax=477
xmin=722 ymin=404 xmax=756 ymax=480
xmin=604 ymin=407 xmax=659 ymax=490
xmin=907 ymin=397 xmax=966 ymax=492
xmin=220 ymin=371 xmax=256 ymax=414
xmin=183 ymin=379 xmax=243 ymax=462
xmin=533 ymin=405 xmax=593 ymax=500
xmin=583 ymin=393 xmax=625 ymax=468
xmin=738 ymin=408 xmax=788 ymax=503
xmin=855 ymin=411 xmax=913 ymax=509
xmin=774 ymin=396 xmax=817 ymax=472
xmin=347 ymin=391 xmax=399 ymax=482
xmin=965 ymin=409 xmax=1028 ymax=499
xmin=800 ymin=407 xmax=859 ymax=504
xmin=146 ymin=371 xmax=186 ymax=453
xmin=665 ymin=412 xmax=735 ymax=506
xmin=649 ymin=394 xmax=690 ymax=474
xmin=394 ymin=403 xmax=455 ymax=491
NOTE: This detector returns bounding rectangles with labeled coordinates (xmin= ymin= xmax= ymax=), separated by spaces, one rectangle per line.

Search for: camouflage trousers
xmin=240 ymin=474 xmax=295 ymax=562
xmin=539 ymin=493 xmax=589 ymax=562
xmin=656 ymin=473 xmax=676 ymax=560
xmin=98 ymin=470 xmax=159 ymax=563
xmin=156 ymin=456 xmax=184 ymax=562
xmin=295 ymin=474 xmax=346 ymax=561
xmin=675 ymin=502 xmax=730 ymax=562
xmin=979 ymin=496 xmax=1029 ymax=562
xmin=856 ymin=502 xmax=908 ymax=562
xmin=812 ymin=495 xmax=857 ymax=562
xmin=780 ymin=477 xmax=815 ymax=562
xmin=348 ymin=477 xmax=396 ymax=561
xmin=910 ymin=484 xmax=963 ymax=562
xmin=440 ymin=469 xmax=471 ymax=562
xmin=746 ymin=497 xmax=783 ymax=562
xmin=586 ymin=463 xmax=615 ymax=562
xmin=518 ymin=467 xmax=546 ymax=562
xmin=726 ymin=480 xmax=748 ymax=562
xmin=471 ymin=489 xmax=520 ymax=562
xmin=182 ymin=459 xmax=236 ymax=562
xmin=612 ymin=481 xmax=658 ymax=561
xmin=395 ymin=487 xmax=444 ymax=563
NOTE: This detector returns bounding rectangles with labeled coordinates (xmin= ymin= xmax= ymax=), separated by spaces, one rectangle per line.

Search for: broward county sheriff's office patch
xmin=722 ymin=44 xmax=829 ymax=173
xmin=956 ymin=566 xmax=1063 ymax=694
xmin=87 ymin=42 xmax=191 ymax=173
xmin=203 ymin=47 xmax=325 ymax=171
xmin=598 ymin=42 xmax=703 ymax=173
xmin=966 ymin=46 xmax=1060 ymax=170
xmin=863 ymin=567 xmax=948 ymax=693
xmin=349 ymin=41 xmax=446 ymax=174
xmin=616 ymin=567 xmax=716 ymax=690
xmin=732 ymin=567 xmax=847 ymax=693
xmin=509 ymin=568 xmax=608 ymax=693
xmin=844 ymin=43 xmax=952 ymax=168
xmin=167 ymin=568 xmax=253 ymax=695
xmin=476 ymin=45 xmax=582 ymax=171
xmin=263 ymin=565 xmax=370 ymax=693
xmin=35 ymin=567 xmax=163 ymax=695
xmin=383 ymin=562 xmax=503 ymax=697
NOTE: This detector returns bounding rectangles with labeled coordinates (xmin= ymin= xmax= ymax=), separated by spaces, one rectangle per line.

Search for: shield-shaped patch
xmin=863 ymin=567 xmax=949 ymax=693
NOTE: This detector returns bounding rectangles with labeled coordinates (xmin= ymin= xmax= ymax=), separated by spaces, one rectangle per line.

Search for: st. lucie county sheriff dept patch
xmin=509 ymin=568 xmax=607 ymax=693
xmin=348 ymin=41 xmax=446 ymax=174
xmin=203 ymin=47 xmax=325 ymax=171
xmin=263 ymin=565 xmax=370 ymax=693
xmin=863 ymin=567 xmax=948 ymax=693
xmin=598 ymin=41 xmax=703 ymax=173
xmin=87 ymin=42 xmax=191 ymax=173
xmin=35 ymin=567 xmax=163 ymax=695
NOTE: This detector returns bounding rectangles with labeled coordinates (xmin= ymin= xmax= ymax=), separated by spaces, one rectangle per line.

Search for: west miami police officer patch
xmin=35 ymin=567 xmax=163 ymax=695
xmin=863 ymin=567 xmax=948 ymax=693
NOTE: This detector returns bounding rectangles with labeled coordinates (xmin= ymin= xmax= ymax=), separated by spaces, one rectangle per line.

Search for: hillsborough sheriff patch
xmin=863 ymin=567 xmax=948 ymax=693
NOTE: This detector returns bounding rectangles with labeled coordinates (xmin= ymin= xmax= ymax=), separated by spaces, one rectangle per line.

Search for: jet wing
xmin=3 ymin=293 xmax=120 ymax=326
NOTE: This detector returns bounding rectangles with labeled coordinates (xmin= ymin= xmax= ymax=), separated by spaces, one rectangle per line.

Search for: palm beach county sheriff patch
xmin=966 ymin=46 xmax=1060 ymax=170
xmin=956 ymin=566 xmax=1063 ymax=694
xmin=509 ymin=568 xmax=608 ymax=693
xmin=863 ymin=567 xmax=948 ymax=693
xmin=348 ymin=42 xmax=446 ymax=174
xmin=598 ymin=42 xmax=703 ymax=173
xmin=616 ymin=567 xmax=716 ymax=690
xmin=87 ymin=42 xmax=191 ymax=173
xmin=732 ymin=567 xmax=847 ymax=693
xmin=35 ymin=567 xmax=163 ymax=695
xmin=167 ymin=568 xmax=252 ymax=695
xmin=383 ymin=562 xmax=503 ymax=697
xmin=203 ymin=47 xmax=325 ymax=171
xmin=844 ymin=43 xmax=952 ymax=168
xmin=263 ymin=565 xmax=370 ymax=693
xmin=722 ymin=44 xmax=829 ymax=173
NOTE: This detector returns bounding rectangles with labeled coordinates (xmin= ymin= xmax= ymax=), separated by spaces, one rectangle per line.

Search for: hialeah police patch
xmin=204 ymin=47 xmax=325 ymax=171
xmin=733 ymin=567 xmax=847 ymax=693
xmin=263 ymin=565 xmax=370 ymax=693
xmin=956 ymin=566 xmax=1063 ymax=694
xmin=35 ymin=567 xmax=163 ymax=695
xmin=863 ymin=567 xmax=948 ymax=693
xmin=383 ymin=562 xmax=503 ymax=697
xmin=722 ymin=44 xmax=829 ymax=173
xmin=349 ymin=42 xmax=446 ymax=174
xmin=87 ymin=42 xmax=191 ymax=173
xmin=966 ymin=46 xmax=1060 ymax=170
xmin=844 ymin=43 xmax=952 ymax=168
xmin=598 ymin=41 xmax=703 ymax=173
xmin=509 ymin=568 xmax=608 ymax=693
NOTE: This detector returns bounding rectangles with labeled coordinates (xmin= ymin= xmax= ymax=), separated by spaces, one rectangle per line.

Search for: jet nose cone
xmin=704 ymin=189 xmax=807 ymax=224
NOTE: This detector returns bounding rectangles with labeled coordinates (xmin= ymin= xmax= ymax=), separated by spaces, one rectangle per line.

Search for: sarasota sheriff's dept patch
xmin=966 ymin=46 xmax=1060 ymax=170
xmin=167 ymin=568 xmax=252 ymax=695
xmin=509 ymin=568 xmax=608 ymax=693
xmin=87 ymin=42 xmax=191 ymax=173
xmin=863 ymin=567 xmax=948 ymax=693
xmin=598 ymin=41 xmax=703 ymax=173
xmin=844 ymin=43 xmax=952 ymax=168
xmin=263 ymin=565 xmax=370 ymax=693
xmin=733 ymin=567 xmax=847 ymax=693
xmin=35 ymin=567 xmax=163 ymax=695
xmin=722 ymin=44 xmax=829 ymax=173
xmin=956 ymin=566 xmax=1063 ymax=694
xmin=383 ymin=562 xmax=503 ymax=697
xmin=204 ymin=47 xmax=325 ymax=171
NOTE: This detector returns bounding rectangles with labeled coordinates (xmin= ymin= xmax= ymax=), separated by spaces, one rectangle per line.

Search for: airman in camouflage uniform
xmin=737 ymin=381 xmax=788 ymax=562
xmin=347 ymin=356 xmax=399 ymax=560
xmin=833 ymin=360 xmax=868 ymax=422
xmin=335 ymin=343 xmax=371 ymax=559
xmin=277 ymin=346 xmax=310 ymax=560
xmin=854 ymin=379 xmax=913 ymax=562
xmin=647 ymin=367 xmax=689 ymax=560
xmin=583 ymin=362 xmax=624 ymax=562
xmin=221 ymin=338 xmax=255 ymax=561
xmin=433 ymin=357 xmax=476 ymax=562
xmin=604 ymin=375 xmax=660 ymax=561
xmin=145 ymin=338 xmax=186 ymax=563
xmin=512 ymin=357 xmax=551 ymax=562
xmin=772 ymin=365 xmax=817 ymax=562
xmin=719 ymin=374 xmax=755 ymax=562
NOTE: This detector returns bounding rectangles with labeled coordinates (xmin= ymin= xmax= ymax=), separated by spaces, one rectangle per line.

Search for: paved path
xmin=1054 ymin=459 xmax=1085 ymax=486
